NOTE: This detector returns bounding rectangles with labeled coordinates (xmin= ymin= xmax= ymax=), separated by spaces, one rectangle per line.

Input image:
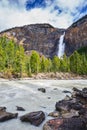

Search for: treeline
xmin=0 ymin=36 xmax=87 ymax=78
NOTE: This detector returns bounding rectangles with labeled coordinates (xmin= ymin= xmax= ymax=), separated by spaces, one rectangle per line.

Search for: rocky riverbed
xmin=0 ymin=79 xmax=87 ymax=130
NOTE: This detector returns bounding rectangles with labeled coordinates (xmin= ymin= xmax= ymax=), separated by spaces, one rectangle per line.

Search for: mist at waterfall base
xmin=58 ymin=32 xmax=65 ymax=58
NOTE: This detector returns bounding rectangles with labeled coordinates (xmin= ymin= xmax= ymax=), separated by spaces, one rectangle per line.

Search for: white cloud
xmin=0 ymin=0 xmax=86 ymax=31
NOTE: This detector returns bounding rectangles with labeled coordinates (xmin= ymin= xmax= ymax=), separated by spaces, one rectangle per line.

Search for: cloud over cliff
xmin=0 ymin=0 xmax=87 ymax=31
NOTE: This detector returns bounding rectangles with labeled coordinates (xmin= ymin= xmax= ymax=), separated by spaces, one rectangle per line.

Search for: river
xmin=0 ymin=79 xmax=87 ymax=130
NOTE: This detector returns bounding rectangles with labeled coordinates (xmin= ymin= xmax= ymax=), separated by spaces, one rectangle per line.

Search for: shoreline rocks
xmin=43 ymin=117 xmax=87 ymax=130
xmin=1 ymin=72 xmax=87 ymax=80
xmin=44 ymin=87 xmax=87 ymax=130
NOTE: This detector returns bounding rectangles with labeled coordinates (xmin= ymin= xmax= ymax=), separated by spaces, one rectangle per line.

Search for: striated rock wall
xmin=64 ymin=15 xmax=87 ymax=56
xmin=0 ymin=24 xmax=64 ymax=58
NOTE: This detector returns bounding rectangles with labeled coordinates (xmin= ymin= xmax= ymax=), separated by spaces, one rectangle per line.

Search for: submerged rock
xmin=38 ymin=88 xmax=46 ymax=93
xmin=16 ymin=106 xmax=25 ymax=111
xmin=62 ymin=90 xmax=71 ymax=94
xmin=20 ymin=111 xmax=45 ymax=126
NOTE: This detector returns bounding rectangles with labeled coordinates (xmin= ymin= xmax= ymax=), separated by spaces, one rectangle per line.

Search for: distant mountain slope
xmin=64 ymin=15 xmax=87 ymax=56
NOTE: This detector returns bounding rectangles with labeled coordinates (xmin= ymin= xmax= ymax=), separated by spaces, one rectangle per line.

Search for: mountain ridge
xmin=0 ymin=15 xmax=87 ymax=57
xmin=64 ymin=14 xmax=87 ymax=56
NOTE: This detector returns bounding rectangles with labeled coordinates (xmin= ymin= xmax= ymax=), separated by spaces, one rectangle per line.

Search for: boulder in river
xmin=16 ymin=106 xmax=25 ymax=111
xmin=20 ymin=111 xmax=45 ymax=126
xmin=0 ymin=110 xmax=18 ymax=122
xmin=0 ymin=107 xmax=6 ymax=111
xmin=55 ymin=99 xmax=73 ymax=112
xmin=72 ymin=87 xmax=87 ymax=102
xmin=38 ymin=88 xmax=46 ymax=93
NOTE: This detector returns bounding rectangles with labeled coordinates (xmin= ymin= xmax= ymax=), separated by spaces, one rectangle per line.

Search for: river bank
xmin=0 ymin=72 xmax=87 ymax=80
xmin=30 ymin=72 xmax=87 ymax=80
xmin=0 ymin=80 xmax=87 ymax=130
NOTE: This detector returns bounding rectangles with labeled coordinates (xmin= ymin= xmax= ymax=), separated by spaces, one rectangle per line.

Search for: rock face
xmin=0 ymin=15 xmax=87 ymax=57
xmin=64 ymin=15 xmax=87 ymax=56
xmin=0 ymin=24 xmax=64 ymax=58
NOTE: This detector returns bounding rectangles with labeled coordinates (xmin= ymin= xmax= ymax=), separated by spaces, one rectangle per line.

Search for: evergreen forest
xmin=0 ymin=36 xmax=87 ymax=78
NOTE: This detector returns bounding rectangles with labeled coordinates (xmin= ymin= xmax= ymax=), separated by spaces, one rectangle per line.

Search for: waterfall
xmin=58 ymin=32 xmax=65 ymax=58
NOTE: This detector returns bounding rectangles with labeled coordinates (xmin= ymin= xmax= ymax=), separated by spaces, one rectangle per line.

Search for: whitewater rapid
xmin=0 ymin=79 xmax=87 ymax=130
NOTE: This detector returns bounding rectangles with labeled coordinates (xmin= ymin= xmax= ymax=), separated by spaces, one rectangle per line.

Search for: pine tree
xmin=70 ymin=51 xmax=81 ymax=74
xmin=14 ymin=45 xmax=25 ymax=77
xmin=80 ymin=54 xmax=87 ymax=74
xmin=30 ymin=51 xmax=40 ymax=73
xmin=0 ymin=45 xmax=6 ymax=71
xmin=40 ymin=56 xmax=46 ymax=72
xmin=25 ymin=55 xmax=32 ymax=76
xmin=52 ymin=56 xmax=60 ymax=72
xmin=60 ymin=54 xmax=70 ymax=72
xmin=45 ymin=58 xmax=52 ymax=72
xmin=5 ymin=39 xmax=15 ymax=71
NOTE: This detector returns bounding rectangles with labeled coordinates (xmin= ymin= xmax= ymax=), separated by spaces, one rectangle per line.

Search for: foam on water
xmin=0 ymin=80 xmax=87 ymax=130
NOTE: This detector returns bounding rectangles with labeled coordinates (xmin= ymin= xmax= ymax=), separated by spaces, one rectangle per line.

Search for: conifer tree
xmin=52 ymin=56 xmax=60 ymax=72
xmin=25 ymin=55 xmax=31 ymax=76
xmin=40 ymin=56 xmax=46 ymax=72
xmin=0 ymin=45 xmax=5 ymax=71
xmin=60 ymin=54 xmax=70 ymax=72
xmin=30 ymin=51 xmax=40 ymax=73
xmin=5 ymin=40 xmax=15 ymax=70
xmin=14 ymin=45 xmax=25 ymax=77
xmin=70 ymin=51 xmax=81 ymax=73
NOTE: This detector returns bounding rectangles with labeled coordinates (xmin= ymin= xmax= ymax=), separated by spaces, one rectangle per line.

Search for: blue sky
xmin=0 ymin=0 xmax=87 ymax=31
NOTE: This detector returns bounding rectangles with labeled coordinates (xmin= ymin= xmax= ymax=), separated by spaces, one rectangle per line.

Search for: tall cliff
xmin=64 ymin=15 xmax=87 ymax=56
xmin=0 ymin=24 xmax=64 ymax=58
xmin=0 ymin=15 xmax=87 ymax=57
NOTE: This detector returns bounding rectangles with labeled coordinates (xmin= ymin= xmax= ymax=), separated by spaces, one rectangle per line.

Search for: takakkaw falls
xmin=0 ymin=12 xmax=87 ymax=130
xmin=58 ymin=32 xmax=65 ymax=58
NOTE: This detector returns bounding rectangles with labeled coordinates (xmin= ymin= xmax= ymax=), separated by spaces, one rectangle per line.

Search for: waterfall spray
xmin=58 ymin=32 xmax=65 ymax=58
